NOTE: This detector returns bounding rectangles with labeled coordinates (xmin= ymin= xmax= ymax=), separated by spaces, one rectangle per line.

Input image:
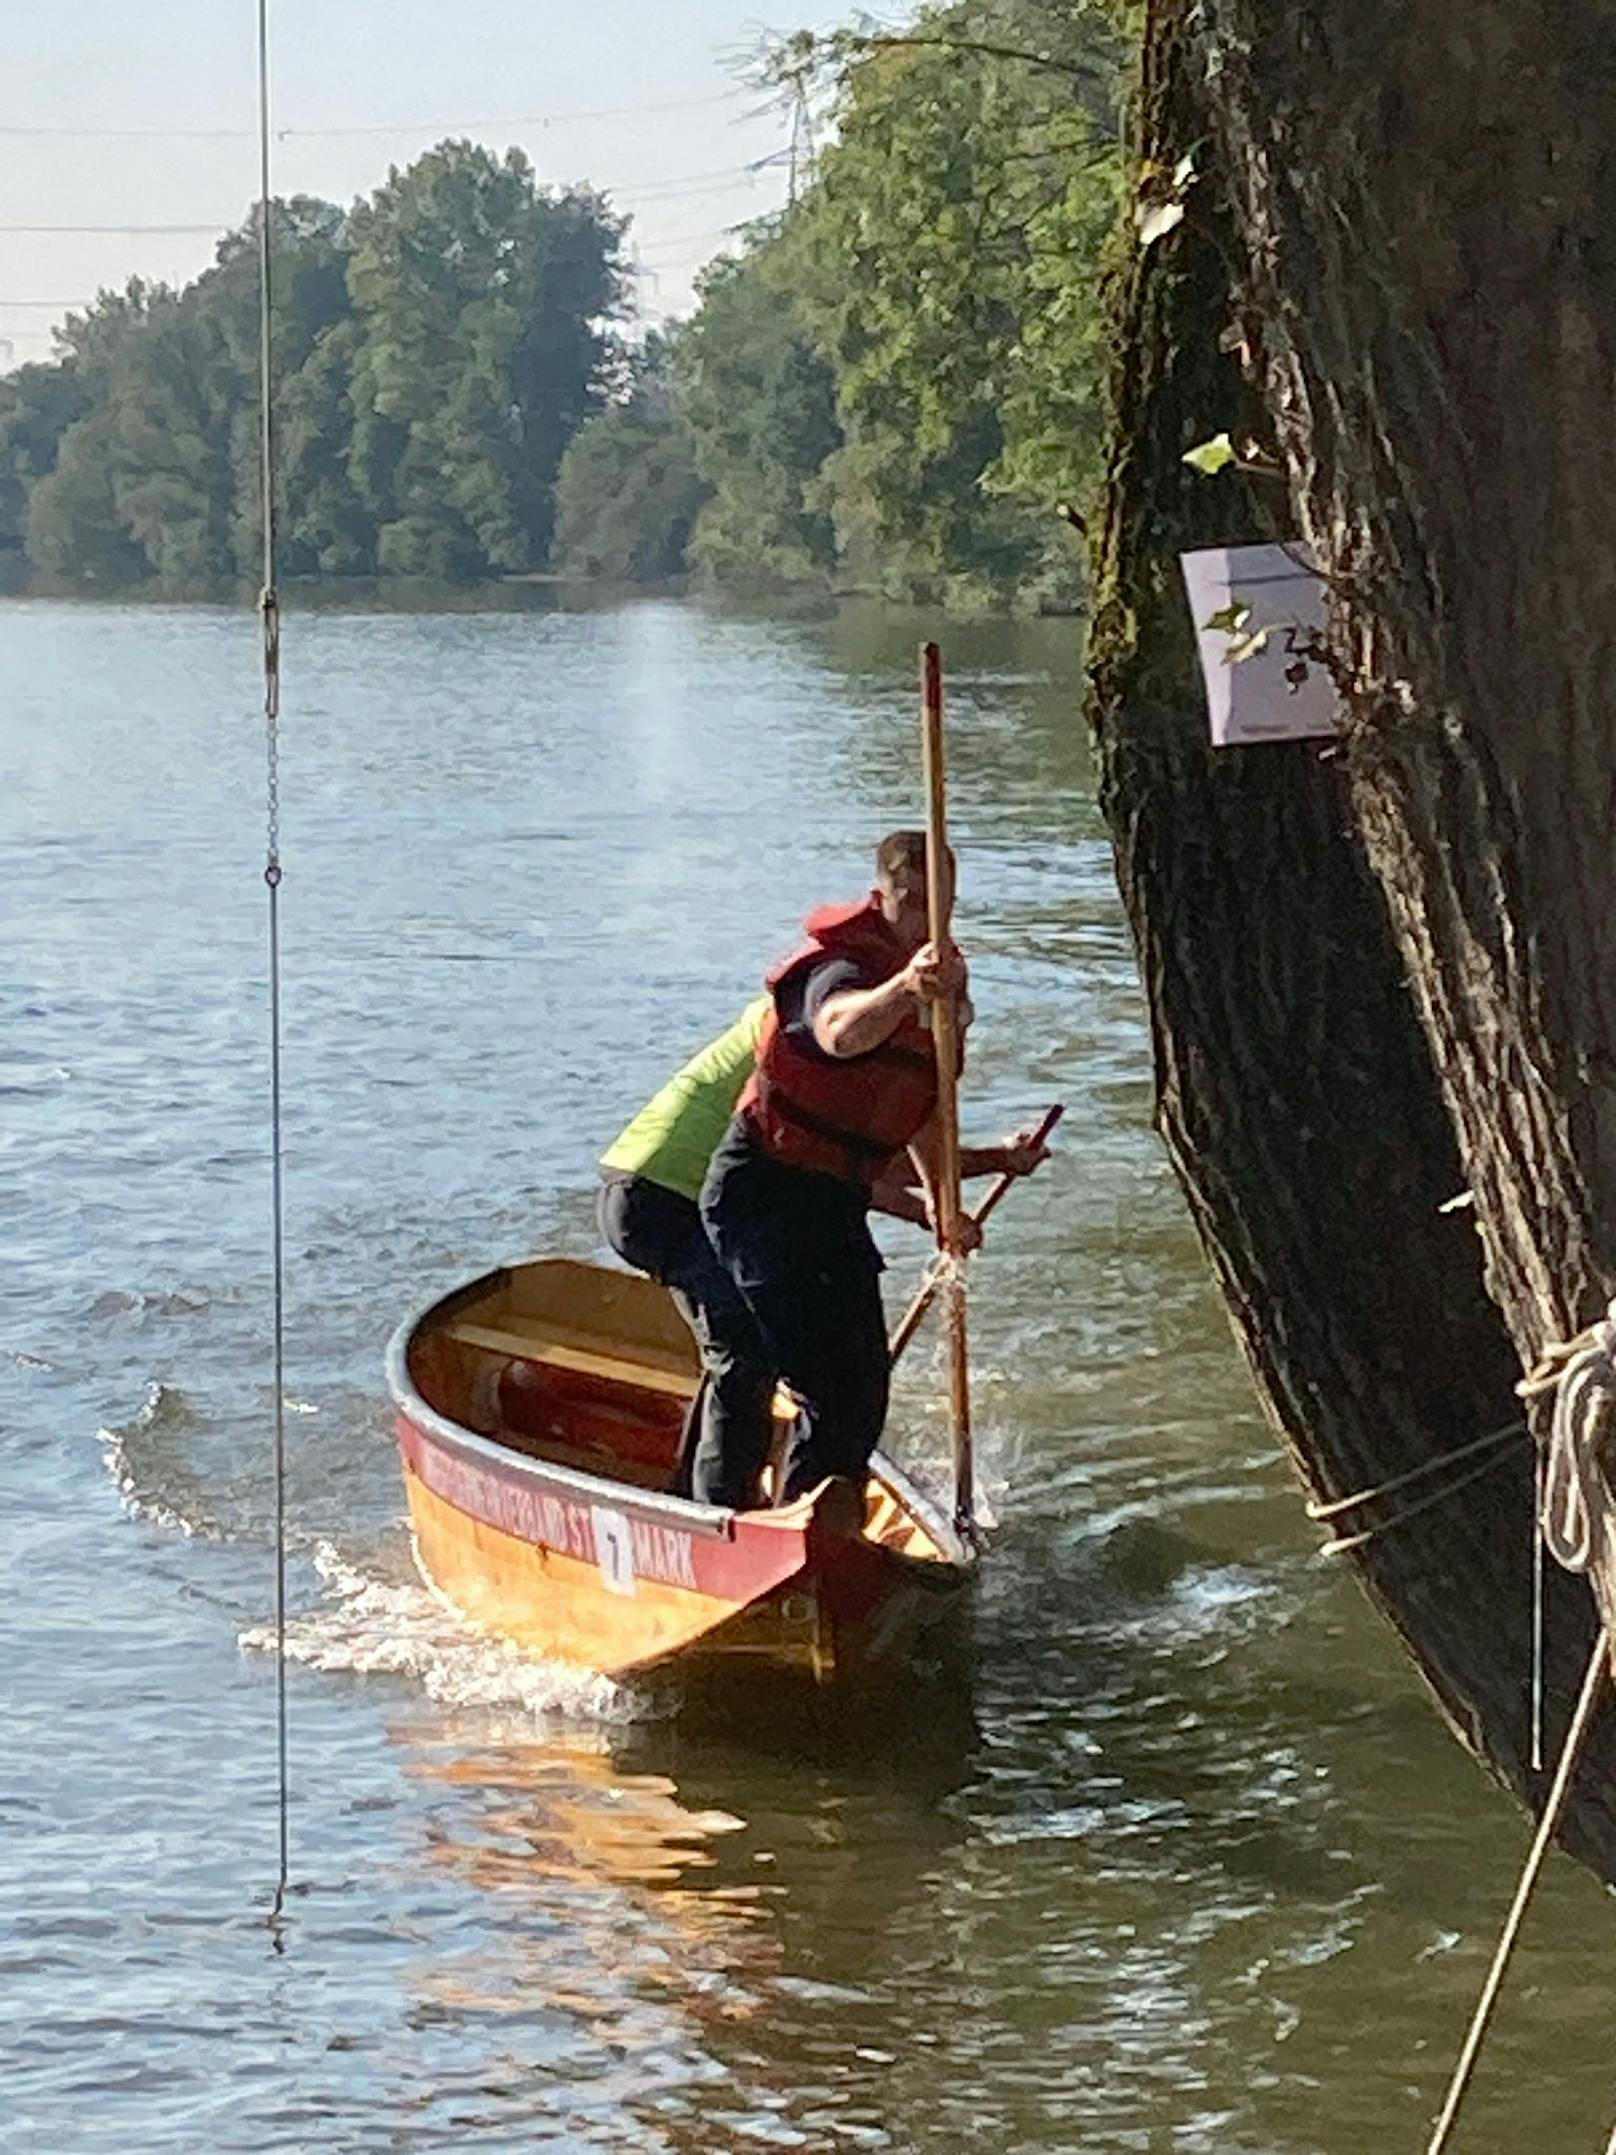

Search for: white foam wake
xmin=238 ymin=1540 xmax=653 ymax=1725
xmin=97 ymin=1381 xmax=203 ymax=1537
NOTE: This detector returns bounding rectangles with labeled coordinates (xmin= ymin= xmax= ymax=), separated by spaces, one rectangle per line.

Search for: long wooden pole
xmin=887 ymin=1103 xmax=1064 ymax=1365
xmin=920 ymin=641 xmax=974 ymax=1540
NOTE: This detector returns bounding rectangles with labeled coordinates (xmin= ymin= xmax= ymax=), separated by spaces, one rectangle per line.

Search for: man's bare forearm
xmin=960 ymin=1144 xmax=1010 ymax=1178
xmin=907 ymin=1120 xmax=942 ymax=1214
xmin=813 ymin=973 xmax=918 ymax=1058
xmin=870 ymin=1178 xmax=929 ymax=1227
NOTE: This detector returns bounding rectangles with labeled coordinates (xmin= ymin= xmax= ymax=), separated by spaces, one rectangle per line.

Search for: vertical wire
xmin=1532 ymin=1436 xmax=1546 ymax=1772
xmin=255 ymin=0 xmax=289 ymax=1931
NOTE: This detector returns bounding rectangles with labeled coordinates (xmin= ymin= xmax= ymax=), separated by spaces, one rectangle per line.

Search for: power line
xmin=624 ymin=156 xmax=783 ymax=202
xmin=0 ymin=157 xmax=787 ymax=240
xmin=2 ymin=247 xmax=761 ymax=331
xmin=0 ymin=224 xmax=228 ymax=236
xmin=0 ymin=90 xmax=738 ymax=142
xmin=635 ymin=232 xmax=750 ymax=267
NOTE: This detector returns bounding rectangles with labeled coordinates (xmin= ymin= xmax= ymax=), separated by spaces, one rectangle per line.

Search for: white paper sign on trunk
xmin=1179 ymin=540 xmax=1341 ymax=746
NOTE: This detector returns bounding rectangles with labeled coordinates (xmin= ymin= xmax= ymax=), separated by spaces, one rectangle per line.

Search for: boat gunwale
xmin=386 ymin=1289 xmax=742 ymax=1542
xmin=384 ymin=1258 xmax=978 ymax=1573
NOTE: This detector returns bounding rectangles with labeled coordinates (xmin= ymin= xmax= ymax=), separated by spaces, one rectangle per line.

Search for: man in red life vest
xmin=699 ymin=829 xmax=1048 ymax=1507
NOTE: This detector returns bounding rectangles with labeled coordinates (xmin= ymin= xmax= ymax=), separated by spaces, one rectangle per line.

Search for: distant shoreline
xmin=0 ymin=563 xmax=1084 ymax=620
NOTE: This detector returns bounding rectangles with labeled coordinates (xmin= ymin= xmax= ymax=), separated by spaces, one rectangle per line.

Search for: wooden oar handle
xmin=887 ymin=1102 xmax=1064 ymax=1366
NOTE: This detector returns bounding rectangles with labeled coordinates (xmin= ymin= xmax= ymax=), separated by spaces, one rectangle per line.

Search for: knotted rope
xmin=1518 ymin=1299 xmax=1616 ymax=1576
xmin=1518 ymin=1301 xmax=1616 ymax=1770
xmin=1425 ymin=1301 xmax=1616 ymax=2152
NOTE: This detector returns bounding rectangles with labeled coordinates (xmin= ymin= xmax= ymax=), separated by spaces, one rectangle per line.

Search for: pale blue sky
xmin=2 ymin=0 xmax=859 ymax=369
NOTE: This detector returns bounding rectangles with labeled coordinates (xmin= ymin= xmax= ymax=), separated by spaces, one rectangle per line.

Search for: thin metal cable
xmin=255 ymin=0 xmax=289 ymax=1936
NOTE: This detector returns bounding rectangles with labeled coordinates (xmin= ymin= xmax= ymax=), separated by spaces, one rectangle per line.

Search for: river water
xmin=5 ymin=593 xmax=1614 ymax=2153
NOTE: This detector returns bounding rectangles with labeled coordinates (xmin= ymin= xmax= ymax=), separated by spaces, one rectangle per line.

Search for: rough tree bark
xmin=1088 ymin=0 xmax=1616 ymax=1872
xmin=1197 ymin=0 xmax=1616 ymax=1371
xmin=1200 ymin=0 xmax=1616 ymax=1761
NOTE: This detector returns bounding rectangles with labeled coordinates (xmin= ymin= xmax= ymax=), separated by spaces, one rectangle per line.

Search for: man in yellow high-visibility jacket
xmin=598 ymin=999 xmax=776 ymax=1506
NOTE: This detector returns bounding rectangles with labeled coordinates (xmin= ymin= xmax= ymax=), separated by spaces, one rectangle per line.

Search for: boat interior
xmin=404 ymin=1257 xmax=946 ymax=1559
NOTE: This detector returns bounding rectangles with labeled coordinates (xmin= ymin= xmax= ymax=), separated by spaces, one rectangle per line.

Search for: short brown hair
xmin=875 ymin=830 xmax=930 ymax=886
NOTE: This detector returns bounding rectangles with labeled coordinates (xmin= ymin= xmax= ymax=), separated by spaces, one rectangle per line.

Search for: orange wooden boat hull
xmin=386 ymin=1258 xmax=975 ymax=1684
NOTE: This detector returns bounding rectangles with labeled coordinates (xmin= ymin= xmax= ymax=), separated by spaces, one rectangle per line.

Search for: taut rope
xmin=1304 ymin=1421 xmax=1526 ymax=1525
xmin=1424 ymin=1630 xmax=1607 ymax=2155
xmin=1308 ymin=1420 xmax=1525 ymax=1558
xmin=1424 ymin=1302 xmax=1616 ymax=2149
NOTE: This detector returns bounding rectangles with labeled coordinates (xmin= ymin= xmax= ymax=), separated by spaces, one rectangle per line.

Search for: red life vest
xmin=739 ymin=895 xmax=946 ymax=1186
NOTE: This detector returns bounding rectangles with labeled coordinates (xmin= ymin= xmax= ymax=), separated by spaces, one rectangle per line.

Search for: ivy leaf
xmin=1224 ymin=626 xmax=1271 ymax=665
xmin=1137 ymin=198 xmax=1185 ymax=249
xmin=1182 ymin=432 xmax=1236 ymax=476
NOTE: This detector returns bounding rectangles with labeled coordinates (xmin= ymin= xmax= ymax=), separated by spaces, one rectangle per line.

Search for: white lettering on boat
xmin=629 ymin=1516 xmax=698 ymax=1591
xmin=414 ymin=1436 xmax=700 ymax=1592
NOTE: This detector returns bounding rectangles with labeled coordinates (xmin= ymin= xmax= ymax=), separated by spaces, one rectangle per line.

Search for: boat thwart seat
xmin=441 ymin=1314 xmax=698 ymax=1399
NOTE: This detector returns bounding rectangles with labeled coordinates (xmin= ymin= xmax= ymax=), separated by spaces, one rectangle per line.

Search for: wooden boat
xmin=385 ymin=1256 xmax=976 ymax=1684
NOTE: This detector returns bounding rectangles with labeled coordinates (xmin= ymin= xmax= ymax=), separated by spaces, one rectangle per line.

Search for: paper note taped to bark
xmin=1180 ymin=541 xmax=1341 ymax=746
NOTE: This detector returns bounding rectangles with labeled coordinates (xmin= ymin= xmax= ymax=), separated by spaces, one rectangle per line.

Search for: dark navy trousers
xmin=596 ymin=1171 xmax=775 ymax=1509
xmin=701 ymin=1118 xmax=890 ymax=1502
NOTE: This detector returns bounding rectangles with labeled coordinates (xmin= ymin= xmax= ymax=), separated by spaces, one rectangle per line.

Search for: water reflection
xmin=390 ymin=1687 xmax=981 ymax=2152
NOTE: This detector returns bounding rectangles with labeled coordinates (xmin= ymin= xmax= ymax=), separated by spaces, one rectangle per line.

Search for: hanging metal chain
xmin=255 ymin=0 xmax=290 ymax=1939
xmin=262 ymin=586 xmax=281 ymax=876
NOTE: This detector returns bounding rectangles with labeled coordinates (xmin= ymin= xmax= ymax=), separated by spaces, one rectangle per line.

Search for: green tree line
xmin=0 ymin=0 xmax=1123 ymax=609
xmin=556 ymin=0 xmax=1125 ymax=612
xmin=0 ymin=144 xmax=623 ymax=588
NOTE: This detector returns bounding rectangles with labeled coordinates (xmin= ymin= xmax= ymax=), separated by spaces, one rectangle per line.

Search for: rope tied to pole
xmin=261 ymin=583 xmax=281 ymax=886
xmin=1515 ymin=1299 xmax=1616 ymax=1770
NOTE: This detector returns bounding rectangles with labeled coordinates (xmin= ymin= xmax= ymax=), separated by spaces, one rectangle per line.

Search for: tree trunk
xmin=1196 ymin=0 xmax=1616 ymax=1362
xmin=1089 ymin=0 xmax=1616 ymax=1873
xmin=1204 ymin=0 xmax=1616 ymax=1800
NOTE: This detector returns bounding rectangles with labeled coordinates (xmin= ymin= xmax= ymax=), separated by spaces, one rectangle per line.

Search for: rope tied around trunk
xmin=1517 ymin=1299 xmax=1616 ymax=1576
xmin=1418 ymin=1314 xmax=1616 ymax=2148
xmin=1306 ymin=1420 xmax=1525 ymax=1557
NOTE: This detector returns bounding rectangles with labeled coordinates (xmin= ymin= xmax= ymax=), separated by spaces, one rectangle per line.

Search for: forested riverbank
xmin=0 ymin=0 xmax=1124 ymax=611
